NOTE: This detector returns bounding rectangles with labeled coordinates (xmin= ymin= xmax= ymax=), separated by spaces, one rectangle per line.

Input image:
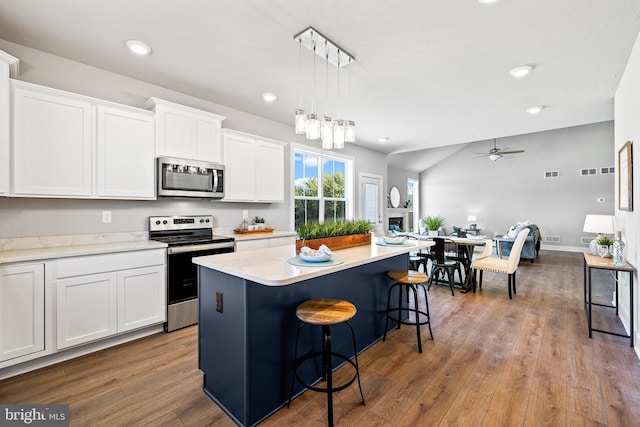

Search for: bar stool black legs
xmin=383 ymin=270 xmax=434 ymax=353
xmin=287 ymin=299 xmax=365 ymax=426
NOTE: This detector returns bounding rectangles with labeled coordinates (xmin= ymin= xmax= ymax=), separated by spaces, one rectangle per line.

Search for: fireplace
xmin=389 ymin=216 xmax=403 ymax=232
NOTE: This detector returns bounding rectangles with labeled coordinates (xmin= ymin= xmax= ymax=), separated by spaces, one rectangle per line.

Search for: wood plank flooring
xmin=2 ymin=251 xmax=639 ymax=426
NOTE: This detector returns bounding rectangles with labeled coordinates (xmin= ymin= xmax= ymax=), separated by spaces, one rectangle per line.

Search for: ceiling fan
xmin=473 ymin=139 xmax=525 ymax=161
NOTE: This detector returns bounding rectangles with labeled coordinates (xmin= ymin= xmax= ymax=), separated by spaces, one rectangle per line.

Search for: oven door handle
xmin=167 ymin=242 xmax=235 ymax=254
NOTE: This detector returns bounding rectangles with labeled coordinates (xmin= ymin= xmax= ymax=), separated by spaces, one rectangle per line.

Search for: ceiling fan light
xmin=509 ymin=65 xmax=533 ymax=78
xmin=488 ymin=154 xmax=501 ymax=161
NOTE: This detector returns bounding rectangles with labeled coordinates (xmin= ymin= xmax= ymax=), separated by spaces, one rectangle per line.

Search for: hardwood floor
xmin=2 ymin=251 xmax=639 ymax=426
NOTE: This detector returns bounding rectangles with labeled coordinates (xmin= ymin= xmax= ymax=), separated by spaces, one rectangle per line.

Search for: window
xmin=293 ymin=146 xmax=353 ymax=229
xmin=407 ymin=178 xmax=418 ymax=232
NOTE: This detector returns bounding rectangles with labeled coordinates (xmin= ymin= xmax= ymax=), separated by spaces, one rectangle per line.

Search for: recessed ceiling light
xmin=378 ymin=137 xmax=390 ymax=143
xmin=510 ymin=65 xmax=534 ymax=78
xmin=125 ymin=40 xmax=151 ymax=55
xmin=478 ymin=0 xmax=500 ymax=3
xmin=526 ymin=106 xmax=544 ymax=114
xmin=262 ymin=92 xmax=277 ymax=102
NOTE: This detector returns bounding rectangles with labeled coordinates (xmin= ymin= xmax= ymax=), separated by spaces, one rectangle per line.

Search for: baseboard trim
xmin=540 ymin=244 xmax=584 ymax=253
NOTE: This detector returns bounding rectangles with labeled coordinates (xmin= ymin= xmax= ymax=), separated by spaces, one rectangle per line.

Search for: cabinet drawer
xmin=57 ymin=249 xmax=165 ymax=278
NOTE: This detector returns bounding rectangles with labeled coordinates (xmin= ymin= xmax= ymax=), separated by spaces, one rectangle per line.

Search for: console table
xmin=583 ymin=252 xmax=635 ymax=347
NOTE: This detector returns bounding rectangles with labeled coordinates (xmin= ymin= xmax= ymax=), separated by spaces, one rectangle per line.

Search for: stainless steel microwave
xmin=157 ymin=156 xmax=224 ymax=199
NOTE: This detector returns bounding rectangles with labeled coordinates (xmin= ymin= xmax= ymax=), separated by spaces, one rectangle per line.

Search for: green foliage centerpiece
xmin=296 ymin=220 xmax=373 ymax=252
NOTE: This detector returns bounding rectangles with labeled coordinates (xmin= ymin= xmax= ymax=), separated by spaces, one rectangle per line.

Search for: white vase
xmin=428 ymin=230 xmax=438 ymax=237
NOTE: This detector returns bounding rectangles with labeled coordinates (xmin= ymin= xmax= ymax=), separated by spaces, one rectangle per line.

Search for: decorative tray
xmin=234 ymin=228 xmax=275 ymax=234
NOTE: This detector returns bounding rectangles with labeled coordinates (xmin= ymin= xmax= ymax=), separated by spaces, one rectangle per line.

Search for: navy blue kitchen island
xmin=194 ymin=239 xmax=432 ymax=426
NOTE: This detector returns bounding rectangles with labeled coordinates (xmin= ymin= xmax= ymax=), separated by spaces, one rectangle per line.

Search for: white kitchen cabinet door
xmin=0 ymin=263 xmax=45 ymax=362
xmin=268 ymin=236 xmax=296 ymax=248
xmin=13 ymin=84 xmax=93 ymax=197
xmin=56 ymin=273 xmax=117 ymax=349
xmin=96 ymin=105 xmax=155 ymax=199
xmin=0 ymin=52 xmax=17 ymax=195
xmin=117 ymin=266 xmax=165 ymax=332
xmin=223 ymin=131 xmax=256 ymax=201
xmin=256 ymin=139 xmax=285 ymax=202
xmin=146 ymin=98 xmax=225 ymax=162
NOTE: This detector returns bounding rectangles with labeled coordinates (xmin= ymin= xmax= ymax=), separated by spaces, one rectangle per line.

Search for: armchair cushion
xmin=497 ymin=224 xmax=541 ymax=262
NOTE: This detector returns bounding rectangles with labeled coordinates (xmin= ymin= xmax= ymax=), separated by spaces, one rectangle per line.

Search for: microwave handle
xmin=213 ymin=170 xmax=219 ymax=191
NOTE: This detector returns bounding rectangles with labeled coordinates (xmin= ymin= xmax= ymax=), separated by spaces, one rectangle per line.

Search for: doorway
xmin=359 ymin=173 xmax=384 ymax=235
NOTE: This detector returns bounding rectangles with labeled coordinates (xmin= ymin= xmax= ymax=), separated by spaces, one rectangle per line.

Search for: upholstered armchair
xmin=495 ymin=224 xmax=541 ymax=263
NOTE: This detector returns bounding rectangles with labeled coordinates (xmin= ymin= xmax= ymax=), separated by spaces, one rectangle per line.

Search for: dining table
xmin=407 ymin=233 xmax=489 ymax=292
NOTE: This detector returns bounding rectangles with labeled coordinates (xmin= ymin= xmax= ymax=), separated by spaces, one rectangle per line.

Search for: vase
xmin=296 ymin=233 xmax=372 ymax=252
xmin=428 ymin=230 xmax=438 ymax=237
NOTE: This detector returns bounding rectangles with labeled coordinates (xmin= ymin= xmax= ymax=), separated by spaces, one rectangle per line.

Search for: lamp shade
xmin=583 ymin=214 xmax=616 ymax=234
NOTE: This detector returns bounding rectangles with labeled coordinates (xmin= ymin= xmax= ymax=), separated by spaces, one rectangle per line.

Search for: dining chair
xmin=470 ymin=228 xmax=530 ymax=299
xmin=427 ymin=237 xmax=463 ymax=296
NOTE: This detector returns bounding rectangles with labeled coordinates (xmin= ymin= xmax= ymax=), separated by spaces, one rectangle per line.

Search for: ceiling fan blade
xmin=500 ymin=150 xmax=525 ymax=155
xmin=472 ymin=154 xmax=490 ymax=159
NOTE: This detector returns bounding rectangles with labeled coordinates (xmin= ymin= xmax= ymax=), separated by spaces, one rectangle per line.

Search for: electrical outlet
xmin=242 ymin=210 xmax=248 ymax=219
xmin=597 ymin=197 xmax=605 ymax=203
xmin=102 ymin=211 xmax=112 ymax=223
xmin=216 ymin=292 xmax=223 ymax=313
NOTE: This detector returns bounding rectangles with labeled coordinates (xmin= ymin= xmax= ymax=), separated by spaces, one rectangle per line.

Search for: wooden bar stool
xmin=287 ymin=298 xmax=365 ymax=426
xmin=383 ymin=270 xmax=434 ymax=353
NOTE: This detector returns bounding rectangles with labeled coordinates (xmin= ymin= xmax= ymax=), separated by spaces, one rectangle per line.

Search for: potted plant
xmin=596 ymin=235 xmax=614 ymax=257
xmin=253 ymin=216 xmax=265 ymax=230
xmin=296 ymin=220 xmax=373 ymax=251
xmin=422 ymin=215 xmax=445 ymax=237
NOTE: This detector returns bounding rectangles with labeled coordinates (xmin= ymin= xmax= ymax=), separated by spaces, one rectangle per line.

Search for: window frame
xmin=290 ymin=142 xmax=354 ymax=231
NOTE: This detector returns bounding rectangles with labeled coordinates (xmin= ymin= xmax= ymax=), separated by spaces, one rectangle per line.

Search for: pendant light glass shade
xmin=321 ymin=115 xmax=333 ymax=149
xmin=295 ymin=109 xmax=306 ymax=134
xmin=333 ymin=120 xmax=345 ymax=149
xmin=344 ymin=120 xmax=355 ymax=143
xmin=306 ymin=113 xmax=320 ymax=140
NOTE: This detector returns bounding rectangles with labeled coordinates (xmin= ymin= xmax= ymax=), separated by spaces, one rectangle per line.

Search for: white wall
xmin=614 ymin=29 xmax=640 ymax=353
xmin=418 ymin=121 xmax=615 ymax=251
xmin=0 ymin=40 xmax=387 ymax=238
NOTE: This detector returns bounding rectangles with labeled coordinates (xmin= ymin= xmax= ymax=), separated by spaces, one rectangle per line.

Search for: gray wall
xmin=418 ymin=121 xmax=615 ymax=250
xmin=0 ymin=40 xmax=387 ymax=238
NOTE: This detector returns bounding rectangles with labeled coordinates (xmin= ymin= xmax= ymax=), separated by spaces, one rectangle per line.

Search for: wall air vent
xmin=544 ymin=171 xmax=559 ymax=178
xmin=600 ymin=166 xmax=615 ymax=175
xmin=581 ymin=237 xmax=594 ymax=245
xmin=580 ymin=168 xmax=597 ymax=176
xmin=544 ymin=235 xmax=560 ymax=243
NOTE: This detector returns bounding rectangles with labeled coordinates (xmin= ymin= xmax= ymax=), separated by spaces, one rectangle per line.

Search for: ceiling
xmin=1 ymin=0 xmax=639 ymax=170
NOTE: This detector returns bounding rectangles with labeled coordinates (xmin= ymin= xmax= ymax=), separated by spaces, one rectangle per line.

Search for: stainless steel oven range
xmin=149 ymin=215 xmax=235 ymax=332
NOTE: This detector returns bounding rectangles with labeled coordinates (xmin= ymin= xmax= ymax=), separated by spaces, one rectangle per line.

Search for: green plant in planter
xmin=421 ymin=215 xmax=446 ymax=231
xmin=297 ymin=220 xmax=372 ymax=240
xmin=596 ymin=235 xmax=614 ymax=246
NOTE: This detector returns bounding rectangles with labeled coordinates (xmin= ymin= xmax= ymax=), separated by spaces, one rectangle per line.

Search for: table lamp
xmin=583 ymin=214 xmax=616 ymax=255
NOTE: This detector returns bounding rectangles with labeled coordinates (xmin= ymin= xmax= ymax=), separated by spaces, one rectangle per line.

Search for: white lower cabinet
xmin=235 ymin=235 xmax=296 ymax=252
xmin=56 ymin=272 xmax=117 ymax=349
xmin=0 ymin=263 xmax=45 ymax=362
xmin=56 ymin=250 xmax=166 ymax=350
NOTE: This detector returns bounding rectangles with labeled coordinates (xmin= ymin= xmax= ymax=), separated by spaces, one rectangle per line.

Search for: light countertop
xmin=0 ymin=240 xmax=168 ymax=265
xmin=224 ymin=230 xmax=297 ymax=241
xmin=193 ymin=237 xmax=433 ymax=287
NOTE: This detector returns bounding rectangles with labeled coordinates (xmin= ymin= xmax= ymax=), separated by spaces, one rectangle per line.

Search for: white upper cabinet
xmin=10 ymin=80 xmax=156 ymax=200
xmin=144 ymin=98 xmax=226 ymax=163
xmin=0 ymin=50 xmax=18 ymax=195
xmin=96 ymin=105 xmax=155 ymax=199
xmin=13 ymin=83 xmax=93 ymax=197
xmin=222 ymin=129 xmax=286 ymax=203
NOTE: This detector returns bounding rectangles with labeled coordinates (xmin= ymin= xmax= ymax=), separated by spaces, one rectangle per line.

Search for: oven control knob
xmin=200 ymin=219 xmax=204 ymax=223
xmin=206 ymin=218 xmax=210 ymax=223
xmin=155 ymin=220 xmax=161 ymax=225
xmin=162 ymin=220 xmax=168 ymax=225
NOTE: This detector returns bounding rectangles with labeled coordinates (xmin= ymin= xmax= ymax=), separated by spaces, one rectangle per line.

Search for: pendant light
xmin=333 ymin=53 xmax=345 ymax=148
xmin=305 ymin=35 xmax=320 ymax=140
xmin=321 ymin=40 xmax=334 ymax=149
xmin=344 ymin=58 xmax=355 ymax=142
xmin=294 ymin=39 xmax=306 ymax=134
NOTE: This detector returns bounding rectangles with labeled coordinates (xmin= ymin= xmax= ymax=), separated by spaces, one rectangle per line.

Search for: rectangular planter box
xmin=296 ymin=233 xmax=372 ymax=252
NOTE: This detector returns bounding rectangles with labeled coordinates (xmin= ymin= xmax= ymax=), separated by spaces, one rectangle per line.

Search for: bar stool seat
xmin=288 ymin=298 xmax=365 ymax=426
xmin=383 ymin=270 xmax=434 ymax=353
